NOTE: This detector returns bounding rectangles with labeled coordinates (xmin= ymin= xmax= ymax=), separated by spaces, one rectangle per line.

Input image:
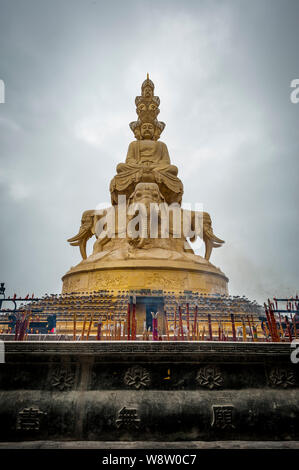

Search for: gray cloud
xmin=0 ymin=0 xmax=298 ymax=302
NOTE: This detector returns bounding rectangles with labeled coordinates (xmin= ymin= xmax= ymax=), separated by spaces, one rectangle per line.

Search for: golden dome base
xmin=62 ymin=258 xmax=228 ymax=295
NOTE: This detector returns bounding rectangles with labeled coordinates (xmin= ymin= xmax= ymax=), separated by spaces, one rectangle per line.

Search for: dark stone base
xmin=0 ymin=341 xmax=298 ymax=441
xmin=1 ymin=441 xmax=299 ymax=449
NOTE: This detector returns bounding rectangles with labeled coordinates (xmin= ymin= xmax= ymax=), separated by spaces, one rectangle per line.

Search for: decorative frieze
xmin=196 ymin=366 xmax=224 ymax=389
xmin=50 ymin=367 xmax=75 ymax=391
xmin=124 ymin=366 xmax=151 ymax=390
xmin=268 ymin=367 xmax=296 ymax=388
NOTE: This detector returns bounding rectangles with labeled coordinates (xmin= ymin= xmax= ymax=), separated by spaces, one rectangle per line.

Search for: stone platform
xmin=0 ymin=341 xmax=298 ymax=442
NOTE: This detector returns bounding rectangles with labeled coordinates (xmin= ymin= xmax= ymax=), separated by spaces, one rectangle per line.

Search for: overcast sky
xmin=0 ymin=0 xmax=298 ymax=303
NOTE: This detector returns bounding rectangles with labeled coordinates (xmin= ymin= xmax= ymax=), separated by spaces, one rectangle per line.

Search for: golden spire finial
xmin=147 ymin=73 xmax=149 ymax=79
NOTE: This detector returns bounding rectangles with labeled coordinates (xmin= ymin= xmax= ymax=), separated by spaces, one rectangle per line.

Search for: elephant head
xmin=67 ymin=210 xmax=97 ymax=260
xmin=181 ymin=209 xmax=224 ymax=261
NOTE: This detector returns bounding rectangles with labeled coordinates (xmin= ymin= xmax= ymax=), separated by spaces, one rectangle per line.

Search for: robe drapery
xmin=110 ymin=140 xmax=184 ymax=205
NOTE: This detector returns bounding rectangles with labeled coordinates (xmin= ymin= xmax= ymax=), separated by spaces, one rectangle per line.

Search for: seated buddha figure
xmin=110 ymin=121 xmax=183 ymax=205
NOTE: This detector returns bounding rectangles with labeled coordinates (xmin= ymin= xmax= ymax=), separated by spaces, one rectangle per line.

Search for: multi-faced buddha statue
xmin=109 ymin=75 xmax=183 ymax=206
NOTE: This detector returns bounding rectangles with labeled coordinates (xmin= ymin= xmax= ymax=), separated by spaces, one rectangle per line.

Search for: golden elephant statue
xmin=68 ymin=183 xmax=224 ymax=262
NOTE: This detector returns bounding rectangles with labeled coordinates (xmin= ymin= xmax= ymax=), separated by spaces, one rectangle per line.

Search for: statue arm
xmin=160 ymin=142 xmax=171 ymax=164
xmin=125 ymin=142 xmax=138 ymax=164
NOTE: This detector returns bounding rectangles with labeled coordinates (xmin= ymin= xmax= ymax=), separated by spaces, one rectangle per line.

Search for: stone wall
xmin=0 ymin=342 xmax=298 ymax=441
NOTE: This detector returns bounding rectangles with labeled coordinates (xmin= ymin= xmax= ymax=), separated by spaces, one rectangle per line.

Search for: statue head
xmin=142 ymin=85 xmax=153 ymax=99
xmin=129 ymin=119 xmax=165 ymax=141
xmin=153 ymin=121 xmax=165 ymax=141
xmin=129 ymin=75 xmax=165 ymax=140
xmin=140 ymin=122 xmax=155 ymax=140
xmin=129 ymin=120 xmax=141 ymax=140
xmin=133 ymin=127 xmax=141 ymax=140
xmin=141 ymin=74 xmax=155 ymax=98
xmin=136 ymin=99 xmax=160 ymax=122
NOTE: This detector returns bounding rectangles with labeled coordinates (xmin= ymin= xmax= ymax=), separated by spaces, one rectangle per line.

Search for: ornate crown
xmin=141 ymin=74 xmax=155 ymax=91
xmin=129 ymin=74 xmax=165 ymax=140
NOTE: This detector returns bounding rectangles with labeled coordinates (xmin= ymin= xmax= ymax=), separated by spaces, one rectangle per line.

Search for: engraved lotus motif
xmin=124 ymin=366 xmax=151 ymax=390
xmin=51 ymin=368 xmax=75 ymax=391
xmin=196 ymin=366 xmax=224 ymax=390
xmin=268 ymin=367 xmax=296 ymax=388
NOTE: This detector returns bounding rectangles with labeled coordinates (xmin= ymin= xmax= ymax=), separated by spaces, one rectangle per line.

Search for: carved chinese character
xmin=16 ymin=407 xmax=46 ymax=431
xmin=211 ymin=405 xmax=235 ymax=429
xmin=115 ymin=407 xmax=140 ymax=429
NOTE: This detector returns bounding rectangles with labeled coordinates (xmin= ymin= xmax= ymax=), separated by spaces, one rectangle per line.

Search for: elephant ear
xmin=67 ymin=210 xmax=95 ymax=260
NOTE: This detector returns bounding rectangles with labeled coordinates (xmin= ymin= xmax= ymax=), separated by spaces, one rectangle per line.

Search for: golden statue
xmin=110 ymin=76 xmax=183 ymax=205
xmin=63 ymin=76 xmax=228 ymax=296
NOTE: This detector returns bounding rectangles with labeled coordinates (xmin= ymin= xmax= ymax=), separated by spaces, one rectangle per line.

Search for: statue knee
xmin=168 ymin=165 xmax=178 ymax=176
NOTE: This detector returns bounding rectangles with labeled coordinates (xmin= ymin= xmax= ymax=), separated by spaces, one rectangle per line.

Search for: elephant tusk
xmin=67 ymin=227 xmax=90 ymax=244
xmin=69 ymin=241 xmax=81 ymax=247
xmin=205 ymin=228 xmax=224 ymax=244
xmin=68 ymin=227 xmax=93 ymax=260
